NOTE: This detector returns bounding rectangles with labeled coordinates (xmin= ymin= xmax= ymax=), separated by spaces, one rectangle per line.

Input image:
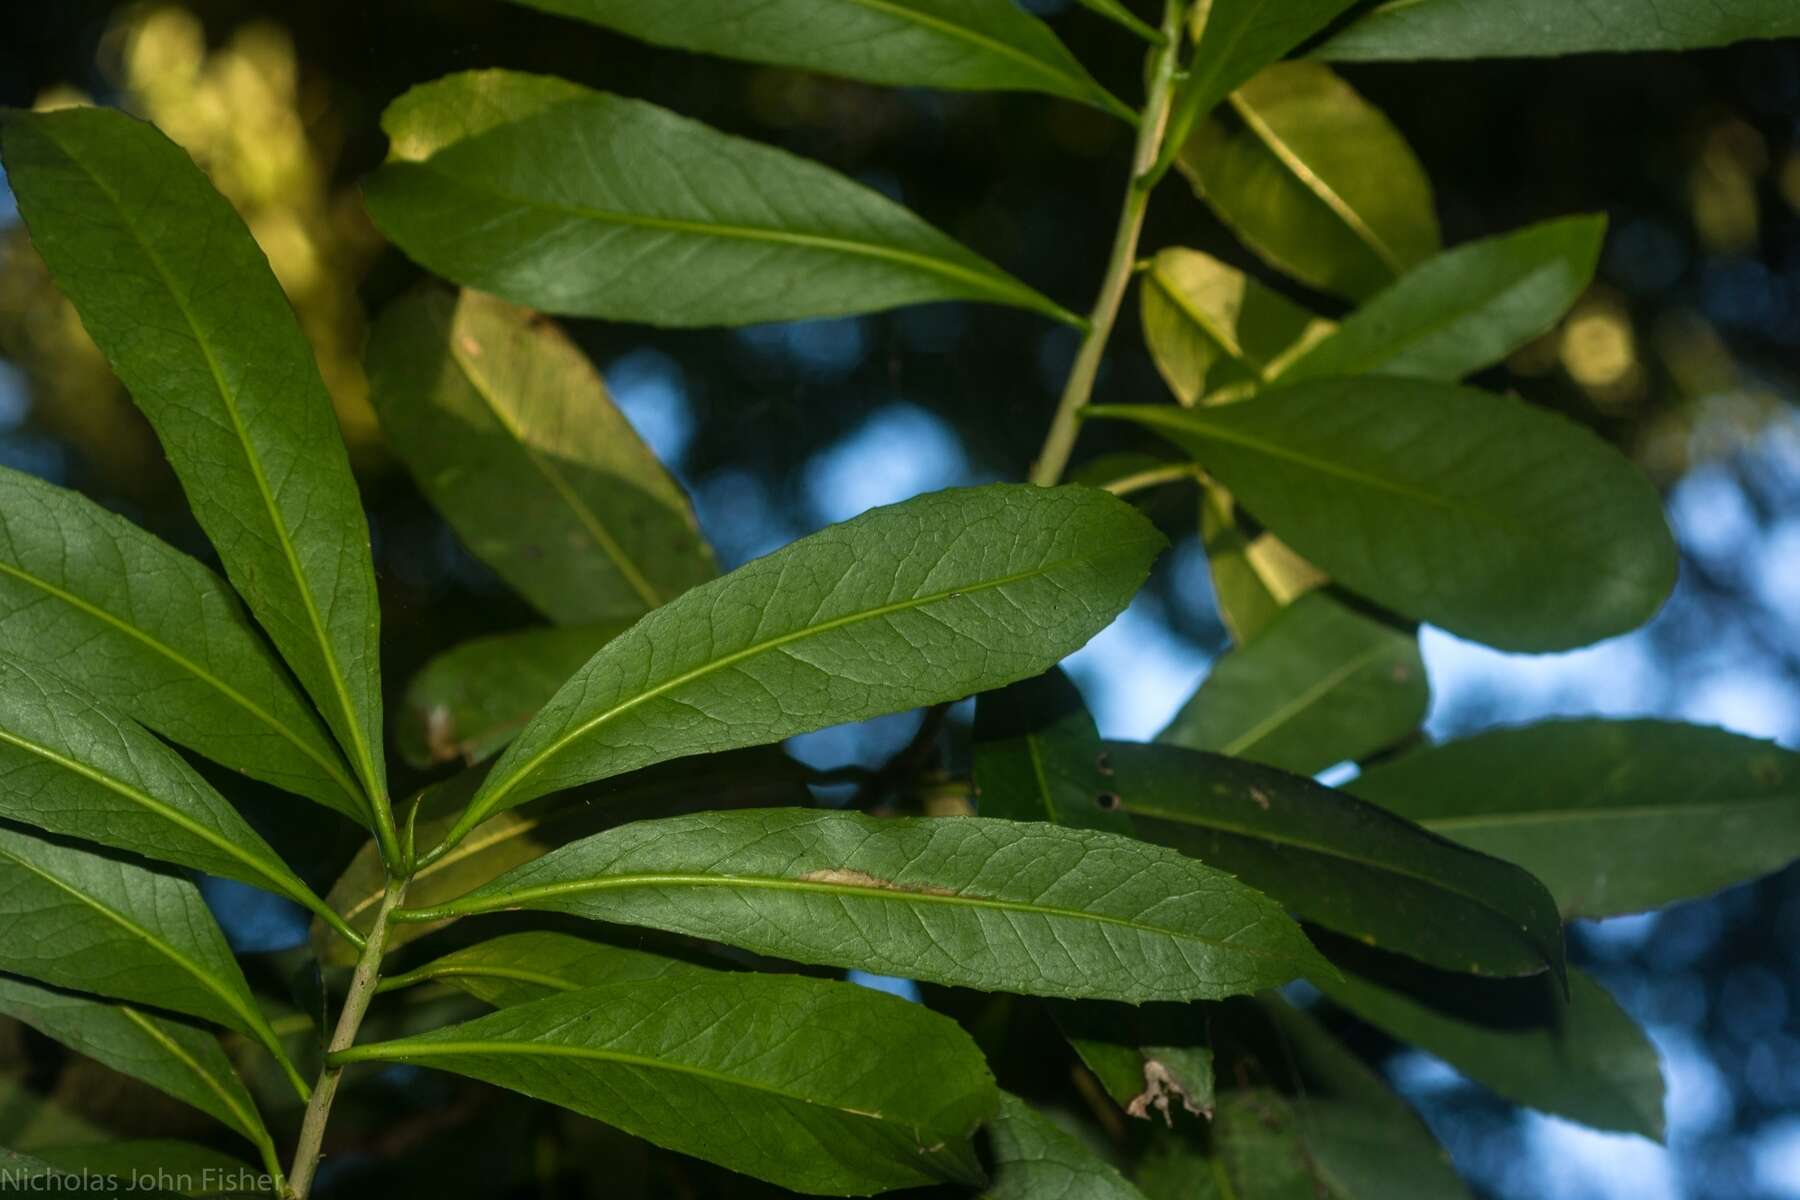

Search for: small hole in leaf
xmin=1095 ymin=752 xmax=1114 ymax=776
xmin=1096 ymin=791 xmax=1121 ymax=811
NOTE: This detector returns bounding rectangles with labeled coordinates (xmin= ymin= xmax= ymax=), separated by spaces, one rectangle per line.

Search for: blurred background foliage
xmin=0 ymin=2 xmax=1797 ymax=1197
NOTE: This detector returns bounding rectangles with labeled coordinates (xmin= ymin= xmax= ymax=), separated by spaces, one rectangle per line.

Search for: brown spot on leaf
xmin=423 ymin=706 xmax=460 ymax=765
xmin=458 ymin=334 xmax=483 ymax=357
xmin=1126 ymin=1060 xmax=1212 ymax=1125
xmin=1249 ymin=787 xmax=1272 ymax=811
xmin=1096 ymin=791 xmax=1122 ymax=811
xmin=798 ymin=868 xmax=955 ymax=896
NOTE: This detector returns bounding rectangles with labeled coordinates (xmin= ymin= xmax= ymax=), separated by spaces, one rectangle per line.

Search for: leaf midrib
xmin=118 ymin=1005 xmax=266 ymax=1147
xmin=837 ymin=0 xmax=1108 ymax=104
xmin=1212 ymin=637 xmax=1403 ymax=757
xmin=1416 ymin=795 xmax=1799 ymax=833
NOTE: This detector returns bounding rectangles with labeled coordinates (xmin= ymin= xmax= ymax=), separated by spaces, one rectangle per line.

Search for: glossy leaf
xmin=1157 ymin=593 xmax=1427 ymax=775
xmin=335 ymin=972 xmax=998 ymax=1195
xmin=399 ymin=808 xmax=1329 ymax=1003
xmin=507 ymin=0 xmax=1130 ymax=118
xmin=1278 ymin=216 xmax=1607 ymax=385
xmin=1107 ymin=741 xmax=1564 ymax=978
xmin=1316 ymin=937 xmax=1665 ymax=1139
xmin=0 ymin=825 xmax=300 ymax=1089
xmin=0 ymin=467 xmax=362 ymax=821
xmin=368 ymin=288 xmax=716 ymax=622
xmin=0 ymin=977 xmax=269 ymax=1150
xmin=365 ymin=71 xmax=1077 ymax=328
xmin=0 ymin=107 xmax=388 ymax=822
xmin=1197 ymin=488 xmax=1324 ymax=644
xmin=1179 ymin=62 xmax=1439 ymax=301
xmin=1088 ymin=377 xmax=1678 ymax=652
xmin=974 ymin=669 xmax=1131 ymax=834
xmin=985 ymin=1092 xmax=1150 ymax=1199
xmin=445 ymin=484 xmax=1163 ymax=847
xmin=1315 ymin=0 xmax=1800 ymax=60
xmin=1139 ymin=248 xmax=1334 ymax=405
xmin=1351 ymin=719 xmax=1800 ymax=917
xmin=398 ymin=623 xmax=631 ymax=769
xmin=0 ymin=656 xmax=345 ymax=934
xmin=379 ymin=933 xmax=714 ymax=1008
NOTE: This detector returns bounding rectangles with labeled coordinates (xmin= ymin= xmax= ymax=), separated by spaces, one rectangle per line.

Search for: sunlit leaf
xmin=365 ymin=71 xmax=1078 ymax=328
xmin=1198 ymin=488 xmax=1325 ymax=645
xmin=1315 ymin=0 xmax=1800 ymax=59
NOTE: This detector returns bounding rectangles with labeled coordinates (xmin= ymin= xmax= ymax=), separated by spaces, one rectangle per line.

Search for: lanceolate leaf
xmin=1107 ymin=741 xmax=1564 ymax=978
xmin=1198 ymin=488 xmax=1324 ymax=644
xmin=335 ymin=973 xmax=999 ymax=1195
xmin=1089 ymin=378 xmax=1677 ymax=652
xmin=379 ymin=933 xmax=714 ymax=1008
xmin=368 ymin=289 xmax=716 ymax=622
xmin=1278 ymin=216 xmax=1608 ymax=385
xmin=1157 ymin=593 xmax=1427 ymax=775
xmin=0 ymin=976 xmax=270 ymax=1150
xmin=365 ymin=71 xmax=1078 ymax=328
xmin=974 ymin=669 xmax=1132 ymax=834
xmin=0 ymin=108 xmax=389 ymax=834
xmin=1139 ymin=248 xmax=1335 ymax=405
xmin=442 ymin=485 xmax=1163 ymax=849
xmin=398 ymin=624 xmax=632 ymax=770
xmin=0 ymin=467 xmax=362 ymax=822
xmin=0 ymin=825 xmax=303 ymax=1094
xmin=1315 ymin=0 xmax=1800 ymax=60
xmin=986 ymin=1092 xmax=1151 ymax=1200
xmin=398 ymin=809 xmax=1329 ymax=1003
xmin=1315 ymin=938 xmax=1665 ymax=1139
xmin=507 ymin=0 xmax=1131 ymax=119
xmin=1351 ymin=720 xmax=1800 ymax=917
xmin=1179 ymin=62 xmax=1439 ymax=301
xmin=0 ymin=656 xmax=351 ymax=939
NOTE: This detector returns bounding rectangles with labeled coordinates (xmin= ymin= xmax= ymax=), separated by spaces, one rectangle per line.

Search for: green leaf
xmin=1197 ymin=488 xmax=1324 ymax=644
xmin=1088 ymin=377 xmax=1677 ymax=651
xmin=0 ymin=467 xmax=363 ymax=822
xmin=1315 ymin=0 xmax=1800 ymax=60
xmin=0 ymin=825 xmax=303 ymax=1094
xmin=974 ymin=669 xmax=1132 ymax=835
xmin=1205 ymin=1090 xmax=1324 ymax=1198
xmin=1139 ymin=248 xmax=1335 ymax=405
xmin=335 ymin=972 xmax=999 ymax=1195
xmin=1071 ymin=0 xmax=1162 ymax=42
xmin=0 ymin=108 xmax=389 ymax=839
xmin=506 ymin=0 xmax=1130 ymax=118
xmin=29 ymin=1140 xmax=265 ymax=1197
xmin=365 ymin=71 xmax=1078 ymax=328
xmin=368 ymin=288 xmax=716 ymax=622
xmin=379 ymin=932 xmax=714 ymax=1008
xmin=1350 ymin=719 xmax=1800 ymax=918
xmin=0 ymin=977 xmax=270 ymax=1152
xmin=1108 ymin=741 xmax=1564 ymax=978
xmin=1278 ymin=216 xmax=1607 ymax=385
xmin=0 ymin=656 xmax=349 ymax=939
xmin=398 ymin=808 xmax=1329 ymax=1003
xmin=985 ymin=1092 xmax=1150 ymax=1199
xmin=444 ymin=484 xmax=1163 ymax=848
xmin=398 ymin=624 xmax=632 ymax=770
xmin=1178 ymin=62 xmax=1439 ymax=301
xmin=1315 ymin=938 xmax=1665 ymax=1139
xmin=1157 ymin=593 xmax=1427 ymax=775
xmin=1052 ymin=1002 xmax=1215 ymax=1121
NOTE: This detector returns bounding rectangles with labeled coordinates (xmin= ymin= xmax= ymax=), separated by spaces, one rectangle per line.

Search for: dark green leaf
xmin=1178 ymin=62 xmax=1439 ymax=301
xmin=1157 ymin=593 xmax=1427 ymax=774
xmin=29 ymin=1140 xmax=265 ymax=1197
xmin=1206 ymin=1090 xmax=1322 ymax=1198
xmin=0 ymin=977 xmax=269 ymax=1151
xmin=1351 ymin=719 xmax=1800 ymax=917
xmin=975 ymin=669 xmax=1132 ymax=834
xmin=1108 ymin=741 xmax=1564 ymax=978
xmin=1315 ymin=0 xmax=1800 ymax=60
xmin=507 ymin=0 xmax=1130 ymax=118
xmin=335 ymin=972 xmax=998 ymax=1195
xmin=0 ymin=467 xmax=362 ymax=822
xmin=0 ymin=826 xmax=302 ymax=1092
xmin=398 ymin=808 xmax=1329 ymax=1003
xmin=365 ymin=71 xmax=1078 ymax=328
xmin=1139 ymin=248 xmax=1335 ymax=405
xmin=398 ymin=624 xmax=632 ymax=770
xmin=443 ymin=484 xmax=1163 ymax=848
xmin=1088 ymin=377 xmax=1677 ymax=651
xmin=1315 ymin=937 xmax=1665 ymax=1139
xmin=984 ymin=1092 xmax=1150 ymax=1199
xmin=368 ymin=288 xmax=716 ymax=622
xmin=379 ymin=932 xmax=714 ymax=1008
xmin=0 ymin=108 xmax=388 ymax=828
xmin=1278 ymin=216 xmax=1607 ymax=385
xmin=1052 ymin=1002 xmax=1215 ymax=1121
xmin=0 ymin=656 xmax=348 ymax=938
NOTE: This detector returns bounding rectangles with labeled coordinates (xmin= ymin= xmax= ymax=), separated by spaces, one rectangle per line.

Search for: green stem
xmin=286 ymin=878 xmax=408 ymax=1199
xmin=1029 ymin=0 xmax=1187 ymax=488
